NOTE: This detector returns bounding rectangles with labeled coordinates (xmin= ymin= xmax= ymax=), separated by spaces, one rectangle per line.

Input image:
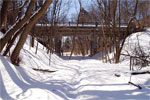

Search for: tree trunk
xmin=69 ymin=36 xmax=75 ymax=60
xmin=3 ymin=24 xmax=25 ymax=56
xmin=10 ymin=0 xmax=53 ymax=65
xmin=0 ymin=0 xmax=10 ymax=30
xmin=115 ymin=0 xmax=139 ymax=63
xmin=69 ymin=22 xmax=78 ymax=60
xmin=31 ymin=34 xmax=35 ymax=47
xmin=0 ymin=0 xmax=36 ymax=53
xmin=35 ymin=40 xmax=38 ymax=54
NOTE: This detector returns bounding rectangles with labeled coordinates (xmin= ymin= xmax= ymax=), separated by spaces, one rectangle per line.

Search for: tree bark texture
xmin=11 ymin=0 xmax=53 ymax=64
xmin=0 ymin=0 xmax=36 ymax=53
xmin=0 ymin=0 xmax=10 ymax=30
xmin=3 ymin=24 xmax=25 ymax=56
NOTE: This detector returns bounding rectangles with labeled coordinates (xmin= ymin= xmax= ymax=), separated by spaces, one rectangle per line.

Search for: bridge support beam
xmin=54 ymin=36 xmax=62 ymax=56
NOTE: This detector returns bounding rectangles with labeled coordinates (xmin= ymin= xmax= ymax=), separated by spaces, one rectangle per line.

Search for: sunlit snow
xmin=0 ymin=29 xmax=150 ymax=100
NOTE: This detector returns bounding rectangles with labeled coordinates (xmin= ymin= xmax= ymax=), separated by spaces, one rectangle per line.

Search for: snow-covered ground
xmin=0 ymin=29 xmax=150 ymax=100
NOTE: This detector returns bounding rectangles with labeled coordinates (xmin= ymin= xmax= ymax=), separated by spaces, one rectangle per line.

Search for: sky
xmin=68 ymin=0 xmax=92 ymax=19
xmin=0 ymin=0 xmax=92 ymax=20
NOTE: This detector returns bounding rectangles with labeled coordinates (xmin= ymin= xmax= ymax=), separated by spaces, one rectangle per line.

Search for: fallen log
xmin=128 ymin=81 xmax=142 ymax=89
xmin=131 ymin=71 xmax=150 ymax=75
xmin=33 ymin=68 xmax=56 ymax=73
xmin=114 ymin=74 xmax=121 ymax=77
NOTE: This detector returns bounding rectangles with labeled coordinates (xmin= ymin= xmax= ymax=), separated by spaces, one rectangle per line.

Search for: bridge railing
xmin=54 ymin=22 xmax=98 ymax=27
xmin=36 ymin=22 xmax=128 ymax=28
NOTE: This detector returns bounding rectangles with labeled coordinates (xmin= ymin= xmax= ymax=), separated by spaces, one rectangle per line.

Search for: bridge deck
xmin=34 ymin=23 xmax=128 ymax=36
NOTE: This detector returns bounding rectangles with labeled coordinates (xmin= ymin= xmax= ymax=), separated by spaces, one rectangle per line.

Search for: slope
xmin=0 ymin=30 xmax=150 ymax=100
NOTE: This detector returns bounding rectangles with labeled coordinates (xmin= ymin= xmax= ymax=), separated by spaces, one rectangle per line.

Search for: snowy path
xmin=1 ymin=29 xmax=150 ymax=100
xmin=53 ymin=59 xmax=150 ymax=100
xmin=0 ymin=57 xmax=150 ymax=100
xmin=0 ymin=55 xmax=150 ymax=100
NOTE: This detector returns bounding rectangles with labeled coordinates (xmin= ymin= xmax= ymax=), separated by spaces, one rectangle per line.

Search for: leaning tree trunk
xmin=0 ymin=0 xmax=10 ymax=31
xmin=11 ymin=0 xmax=53 ymax=65
xmin=3 ymin=24 xmax=26 ymax=56
xmin=115 ymin=0 xmax=139 ymax=63
xmin=0 ymin=0 xmax=36 ymax=53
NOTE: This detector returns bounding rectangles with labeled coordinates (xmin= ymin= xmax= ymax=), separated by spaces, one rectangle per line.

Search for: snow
xmin=0 ymin=29 xmax=150 ymax=100
xmin=0 ymin=32 xmax=4 ymax=39
xmin=122 ymin=29 xmax=150 ymax=55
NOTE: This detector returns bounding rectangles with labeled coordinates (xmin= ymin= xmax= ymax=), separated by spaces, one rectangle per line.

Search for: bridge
xmin=32 ymin=22 xmax=142 ymax=57
xmin=34 ymin=22 xmax=129 ymax=36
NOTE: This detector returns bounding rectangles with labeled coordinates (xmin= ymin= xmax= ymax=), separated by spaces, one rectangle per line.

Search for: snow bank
xmin=21 ymin=36 xmax=63 ymax=70
xmin=0 ymin=33 xmax=150 ymax=100
xmin=122 ymin=29 xmax=150 ymax=55
xmin=0 ymin=36 xmax=71 ymax=100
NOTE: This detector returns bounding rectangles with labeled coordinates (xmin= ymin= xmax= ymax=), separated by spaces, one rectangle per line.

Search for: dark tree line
xmin=0 ymin=0 xmax=53 ymax=65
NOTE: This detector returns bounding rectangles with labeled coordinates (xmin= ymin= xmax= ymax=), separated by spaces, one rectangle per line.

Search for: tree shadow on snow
xmin=61 ymin=55 xmax=94 ymax=61
xmin=0 ymin=56 xmax=78 ymax=100
xmin=0 ymin=56 xmax=150 ymax=100
xmin=76 ymin=82 xmax=150 ymax=100
xmin=0 ymin=71 xmax=15 ymax=100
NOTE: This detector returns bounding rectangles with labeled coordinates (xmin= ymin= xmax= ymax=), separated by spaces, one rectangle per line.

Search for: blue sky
xmin=68 ymin=0 xmax=91 ymax=18
xmin=0 ymin=0 xmax=92 ymax=20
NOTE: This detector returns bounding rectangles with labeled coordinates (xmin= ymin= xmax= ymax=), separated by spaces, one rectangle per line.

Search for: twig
xmin=128 ymin=81 xmax=142 ymax=89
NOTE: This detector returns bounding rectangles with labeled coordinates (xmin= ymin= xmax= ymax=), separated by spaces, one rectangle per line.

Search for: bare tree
xmin=90 ymin=0 xmax=139 ymax=63
xmin=0 ymin=0 xmax=36 ymax=53
xmin=10 ymin=0 xmax=53 ymax=65
xmin=2 ymin=0 xmax=29 ymax=56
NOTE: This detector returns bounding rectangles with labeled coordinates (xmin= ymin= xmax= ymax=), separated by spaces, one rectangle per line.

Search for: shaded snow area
xmin=0 ymin=30 xmax=150 ymax=100
xmin=0 ymin=32 xmax=4 ymax=39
